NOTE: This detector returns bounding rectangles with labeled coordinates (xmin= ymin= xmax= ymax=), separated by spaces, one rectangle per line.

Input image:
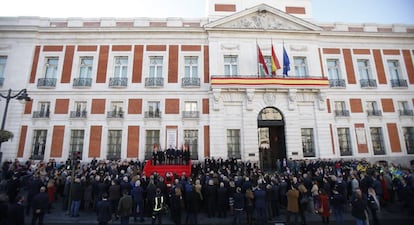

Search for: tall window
xmin=184 ymin=56 xmax=198 ymax=78
xmin=184 ymin=130 xmax=198 ymax=160
xmin=34 ymin=101 xmax=50 ymax=118
xmin=0 ymin=56 xmax=7 ymax=85
xmin=227 ymin=129 xmax=241 ymax=159
xmin=301 ymin=128 xmax=315 ymax=157
xmin=387 ymin=60 xmax=402 ymax=80
xmin=334 ymin=101 xmax=349 ymax=116
xmin=293 ymin=57 xmax=308 ymax=77
xmin=147 ymin=101 xmax=161 ymax=118
xmin=107 ymin=130 xmax=122 ymax=160
xmin=370 ymin=127 xmax=385 ymax=155
xmin=44 ymin=57 xmax=59 ymax=78
xmin=357 ymin=59 xmax=372 ymax=79
xmin=114 ymin=56 xmax=128 ymax=78
xmin=145 ymin=130 xmax=160 ymax=159
xmin=398 ymin=101 xmax=412 ymax=116
xmin=403 ymin=127 xmax=414 ymax=154
xmin=366 ymin=101 xmax=381 ymax=116
xmin=327 ymin=59 xmax=341 ymax=79
xmin=79 ymin=57 xmax=93 ymax=78
xmin=183 ymin=101 xmax=198 ymax=118
xmin=149 ymin=56 xmax=163 ymax=78
xmin=31 ymin=130 xmax=47 ymax=160
xmin=72 ymin=101 xmax=87 ymax=118
xmin=70 ymin=130 xmax=84 ymax=160
xmin=338 ymin=128 xmax=352 ymax=156
xmin=224 ymin=55 xmax=238 ymax=76
xmin=108 ymin=101 xmax=124 ymax=118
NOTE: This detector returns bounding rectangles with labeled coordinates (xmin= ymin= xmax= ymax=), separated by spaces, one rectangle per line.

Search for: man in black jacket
xmin=31 ymin=186 xmax=49 ymax=225
xmin=96 ymin=193 xmax=112 ymax=225
xmin=7 ymin=195 xmax=25 ymax=225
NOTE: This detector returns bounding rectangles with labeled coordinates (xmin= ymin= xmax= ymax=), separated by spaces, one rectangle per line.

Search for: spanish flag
xmin=271 ymin=44 xmax=281 ymax=76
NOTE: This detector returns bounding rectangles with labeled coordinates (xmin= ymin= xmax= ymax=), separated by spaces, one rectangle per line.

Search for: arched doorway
xmin=257 ymin=107 xmax=286 ymax=171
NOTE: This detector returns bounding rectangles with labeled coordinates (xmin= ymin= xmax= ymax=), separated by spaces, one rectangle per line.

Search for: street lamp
xmin=0 ymin=88 xmax=32 ymax=162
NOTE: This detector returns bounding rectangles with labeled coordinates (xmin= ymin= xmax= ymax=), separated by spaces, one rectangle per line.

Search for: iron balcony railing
xmin=334 ymin=110 xmax=350 ymax=117
xmin=182 ymin=111 xmax=200 ymax=118
xmin=73 ymin=78 xmax=92 ymax=87
xmin=182 ymin=77 xmax=200 ymax=87
xmin=390 ymin=79 xmax=408 ymax=88
xmin=367 ymin=110 xmax=382 ymax=116
xmin=37 ymin=78 xmax=57 ymax=88
xmin=329 ymin=79 xmax=346 ymax=88
xmin=340 ymin=148 xmax=353 ymax=156
xmin=33 ymin=110 xmax=50 ymax=118
xmin=107 ymin=110 xmax=124 ymax=118
xmin=109 ymin=77 xmax=128 ymax=87
xmin=70 ymin=110 xmax=87 ymax=118
xmin=360 ymin=79 xmax=377 ymax=88
xmin=145 ymin=77 xmax=164 ymax=87
xmin=144 ymin=111 xmax=162 ymax=118
xmin=399 ymin=109 xmax=414 ymax=116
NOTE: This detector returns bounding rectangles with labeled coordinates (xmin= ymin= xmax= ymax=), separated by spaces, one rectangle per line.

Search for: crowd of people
xmin=0 ymin=156 xmax=413 ymax=225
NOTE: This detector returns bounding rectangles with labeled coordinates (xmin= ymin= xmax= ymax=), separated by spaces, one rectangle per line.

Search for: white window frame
xmin=184 ymin=56 xmax=199 ymax=78
xmin=224 ymin=55 xmax=238 ymax=76
xmin=293 ymin=56 xmax=308 ymax=77
xmin=149 ymin=56 xmax=163 ymax=78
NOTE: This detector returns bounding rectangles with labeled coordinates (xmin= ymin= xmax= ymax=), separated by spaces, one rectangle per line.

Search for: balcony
xmin=399 ymin=109 xmax=414 ymax=116
xmin=107 ymin=110 xmax=124 ymax=118
xmin=70 ymin=110 xmax=87 ymax=118
xmin=367 ymin=110 xmax=382 ymax=116
xmin=339 ymin=148 xmax=353 ymax=156
xmin=334 ymin=110 xmax=350 ymax=117
xmin=33 ymin=110 xmax=50 ymax=118
xmin=211 ymin=75 xmax=329 ymax=89
xmin=360 ymin=79 xmax=377 ymax=88
xmin=144 ymin=111 xmax=162 ymax=118
xmin=329 ymin=79 xmax=346 ymax=88
xmin=145 ymin=77 xmax=164 ymax=87
xmin=182 ymin=111 xmax=200 ymax=119
xmin=109 ymin=77 xmax=128 ymax=88
xmin=390 ymin=79 xmax=408 ymax=88
xmin=73 ymin=78 xmax=92 ymax=88
xmin=37 ymin=78 xmax=57 ymax=88
xmin=182 ymin=77 xmax=200 ymax=87
xmin=0 ymin=77 xmax=4 ymax=87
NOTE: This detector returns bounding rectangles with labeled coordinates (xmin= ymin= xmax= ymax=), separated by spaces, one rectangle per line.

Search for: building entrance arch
xmin=257 ymin=107 xmax=286 ymax=171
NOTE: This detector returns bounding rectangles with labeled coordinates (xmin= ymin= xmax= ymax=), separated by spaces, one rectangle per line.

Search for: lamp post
xmin=0 ymin=88 xmax=32 ymax=162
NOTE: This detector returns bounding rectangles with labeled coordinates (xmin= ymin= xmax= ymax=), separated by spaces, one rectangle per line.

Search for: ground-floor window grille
xmin=301 ymin=128 xmax=315 ymax=157
xmin=227 ymin=129 xmax=241 ymax=159
xmin=107 ymin=130 xmax=122 ymax=160
xmin=184 ymin=130 xmax=198 ymax=160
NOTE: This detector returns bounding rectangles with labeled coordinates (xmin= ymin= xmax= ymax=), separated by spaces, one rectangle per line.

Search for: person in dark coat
xmin=70 ymin=178 xmax=83 ymax=217
xmin=96 ymin=193 xmax=112 ymax=225
xmin=185 ymin=186 xmax=202 ymax=225
xmin=330 ymin=187 xmax=346 ymax=225
xmin=108 ymin=180 xmax=121 ymax=220
xmin=204 ymin=179 xmax=217 ymax=218
xmin=351 ymin=189 xmax=368 ymax=225
xmin=217 ymin=182 xmax=228 ymax=218
xmin=31 ymin=186 xmax=49 ymax=225
xmin=6 ymin=173 xmax=20 ymax=204
xmin=0 ymin=193 xmax=9 ymax=225
xmin=117 ymin=190 xmax=133 ymax=225
xmin=170 ymin=187 xmax=184 ymax=225
xmin=132 ymin=180 xmax=145 ymax=222
xmin=232 ymin=187 xmax=244 ymax=225
xmin=7 ymin=195 xmax=25 ymax=225
xmin=26 ymin=174 xmax=42 ymax=215
xmin=254 ymin=184 xmax=267 ymax=225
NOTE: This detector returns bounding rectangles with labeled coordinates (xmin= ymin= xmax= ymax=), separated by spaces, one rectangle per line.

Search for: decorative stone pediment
xmin=205 ymin=4 xmax=322 ymax=32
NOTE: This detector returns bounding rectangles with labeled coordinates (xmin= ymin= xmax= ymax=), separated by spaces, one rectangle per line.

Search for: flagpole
xmin=283 ymin=40 xmax=285 ymax=78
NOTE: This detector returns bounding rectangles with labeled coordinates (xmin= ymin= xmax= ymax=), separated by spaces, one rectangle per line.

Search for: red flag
xmin=271 ymin=44 xmax=281 ymax=75
xmin=257 ymin=45 xmax=269 ymax=75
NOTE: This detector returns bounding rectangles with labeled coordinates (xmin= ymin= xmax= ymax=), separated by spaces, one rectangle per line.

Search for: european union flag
xmin=283 ymin=46 xmax=290 ymax=76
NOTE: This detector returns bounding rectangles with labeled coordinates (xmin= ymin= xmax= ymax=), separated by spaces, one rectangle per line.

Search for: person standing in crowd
xmin=205 ymin=179 xmax=217 ymax=218
xmin=330 ymin=186 xmax=346 ymax=225
xmin=26 ymin=173 xmax=42 ymax=215
xmin=286 ymin=184 xmax=300 ymax=225
xmin=170 ymin=187 xmax=184 ymax=225
xmin=96 ymin=193 xmax=112 ymax=225
xmin=185 ymin=185 xmax=202 ymax=225
xmin=217 ymin=182 xmax=228 ymax=218
xmin=232 ymin=187 xmax=244 ymax=225
xmin=318 ymin=188 xmax=331 ymax=225
xmin=298 ymin=184 xmax=310 ymax=225
xmin=270 ymin=178 xmax=280 ymax=218
xmin=7 ymin=195 xmax=25 ymax=225
xmin=118 ymin=190 xmax=133 ymax=225
xmin=31 ymin=186 xmax=49 ymax=225
xmin=70 ymin=178 xmax=83 ymax=217
xmin=245 ymin=187 xmax=255 ymax=225
xmin=108 ymin=180 xmax=121 ymax=220
xmin=367 ymin=187 xmax=380 ymax=225
xmin=254 ymin=183 xmax=267 ymax=225
xmin=46 ymin=177 xmax=55 ymax=213
xmin=132 ymin=180 xmax=145 ymax=222
xmin=351 ymin=189 xmax=368 ymax=225
xmin=152 ymin=188 xmax=164 ymax=225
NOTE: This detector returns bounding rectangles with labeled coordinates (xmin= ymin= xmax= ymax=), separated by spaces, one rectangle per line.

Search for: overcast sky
xmin=2 ymin=0 xmax=414 ymax=24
